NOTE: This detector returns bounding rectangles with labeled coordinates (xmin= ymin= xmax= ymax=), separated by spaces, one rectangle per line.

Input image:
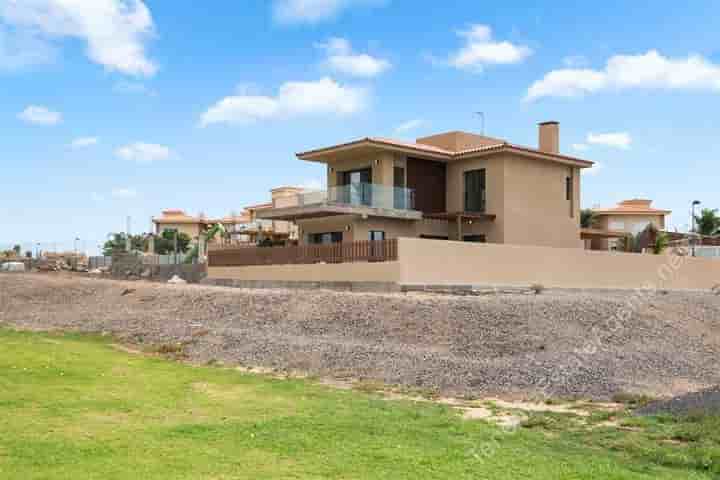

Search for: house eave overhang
xmin=257 ymin=203 xmax=424 ymax=222
xmin=592 ymin=209 xmax=672 ymax=216
xmin=297 ymin=139 xmax=594 ymax=168
xmin=580 ymin=228 xmax=629 ymax=239
xmin=297 ymin=138 xmax=452 ymax=162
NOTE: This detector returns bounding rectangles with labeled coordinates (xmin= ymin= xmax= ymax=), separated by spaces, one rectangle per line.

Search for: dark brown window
xmin=566 ymin=176 xmax=572 ymax=201
xmin=308 ymin=232 xmax=343 ymax=244
xmin=464 ymin=169 xmax=486 ymax=213
xmin=369 ymin=231 xmax=385 ymax=241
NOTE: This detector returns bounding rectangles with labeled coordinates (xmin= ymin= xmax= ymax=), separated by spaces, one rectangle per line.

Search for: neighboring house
xmin=258 ymin=122 xmax=594 ymax=248
xmin=153 ymin=186 xmax=303 ymax=248
xmin=589 ymin=199 xmax=671 ymax=250
xmin=152 ymin=209 xmax=212 ymax=243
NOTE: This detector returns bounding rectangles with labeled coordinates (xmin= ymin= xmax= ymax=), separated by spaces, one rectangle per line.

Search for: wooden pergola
xmin=423 ymin=211 xmax=497 ymax=240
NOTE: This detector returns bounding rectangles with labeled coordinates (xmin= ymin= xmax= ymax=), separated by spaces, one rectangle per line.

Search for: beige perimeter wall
xmin=208 ymin=238 xmax=719 ymax=291
xmin=209 ymin=261 xmax=401 ymax=283
xmin=398 ymin=238 xmax=719 ymax=290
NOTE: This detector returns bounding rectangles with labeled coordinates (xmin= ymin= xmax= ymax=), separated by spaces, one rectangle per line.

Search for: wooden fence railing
xmin=208 ymin=239 xmax=398 ymax=267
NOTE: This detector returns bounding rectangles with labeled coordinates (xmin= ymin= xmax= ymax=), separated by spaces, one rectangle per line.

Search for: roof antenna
xmin=475 ymin=111 xmax=485 ymax=136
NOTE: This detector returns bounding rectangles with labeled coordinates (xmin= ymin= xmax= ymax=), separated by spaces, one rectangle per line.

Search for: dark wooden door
xmin=406 ymin=157 xmax=446 ymax=214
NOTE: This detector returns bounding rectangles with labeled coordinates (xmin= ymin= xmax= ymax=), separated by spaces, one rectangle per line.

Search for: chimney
xmin=538 ymin=121 xmax=559 ymax=154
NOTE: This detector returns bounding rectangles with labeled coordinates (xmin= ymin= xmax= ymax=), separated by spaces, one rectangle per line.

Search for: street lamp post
xmin=74 ymin=237 xmax=80 ymax=270
xmin=691 ymin=200 xmax=701 ymax=257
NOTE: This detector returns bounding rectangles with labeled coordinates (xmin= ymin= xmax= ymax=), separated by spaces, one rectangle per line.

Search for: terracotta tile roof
xmin=592 ymin=199 xmax=672 ymax=215
xmin=297 ymin=134 xmax=594 ymax=167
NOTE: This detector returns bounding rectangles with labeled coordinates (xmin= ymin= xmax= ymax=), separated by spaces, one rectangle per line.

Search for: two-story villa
xmin=258 ymin=122 xmax=594 ymax=249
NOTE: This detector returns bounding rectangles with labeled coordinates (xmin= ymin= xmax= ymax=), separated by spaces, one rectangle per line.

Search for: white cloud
xmin=395 ymin=118 xmax=425 ymax=133
xmin=70 ymin=137 xmax=99 ymax=148
xmin=447 ymin=24 xmax=532 ymax=72
xmin=111 ymin=187 xmax=137 ymax=198
xmin=0 ymin=0 xmax=157 ymax=76
xmin=316 ymin=37 xmax=391 ymax=77
xmin=17 ymin=105 xmax=61 ymax=125
xmin=571 ymin=143 xmax=589 ymax=152
xmin=116 ymin=142 xmax=171 ymax=162
xmin=587 ymin=132 xmax=632 ymax=149
xmin=200 ymin=77 xmax=368 ymax=126
xmin=527 ymin=50 xmax=720 ymax=101
xmin=273 ymin=0 xmax=382 ymax=24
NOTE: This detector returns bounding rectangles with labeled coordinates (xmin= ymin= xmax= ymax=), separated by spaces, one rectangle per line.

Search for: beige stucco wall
xmin=325 ymin=151 xmax=398 ymax=189
xmin=398 ymin=238 xmax=719 ymax=290
xmin=501 ymin=155 xmax=582 ymax=248
xmin=209 ymin=261 xmax=401 ymax=283
xmin=297 ymin=216 xmax=453 ymax=244
xmin=444 ymin=153 xmax=581 ymax=247
xmin=446 ymin=155 xmax=505 ymax=242
xmin=297 ymin=215 xmax=356 ymax=243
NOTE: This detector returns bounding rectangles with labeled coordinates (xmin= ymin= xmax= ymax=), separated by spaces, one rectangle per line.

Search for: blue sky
xmin=1 ymin=0 xmax=719 ymax=254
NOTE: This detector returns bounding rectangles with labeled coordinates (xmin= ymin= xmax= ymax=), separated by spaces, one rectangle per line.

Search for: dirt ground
xmin=2 ymin=272 xmax=720 ymax=401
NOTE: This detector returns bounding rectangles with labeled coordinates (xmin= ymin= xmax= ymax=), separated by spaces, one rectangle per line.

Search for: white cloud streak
xmin=394 ymin=118 xmax=425 ymax=133
xmin=316 ymin=37 xmax=390 ymax=77
xmin=71 ymin=137 xmax=99 ymax=148
xmin=17 ymin=105 xmax=61 ymax=125
xmin=116 ymin=142 xmax=171 ymax=162
xmin=587 ymin=132 xmax=632 ymax=149
xmin=273 ymin=0 xmax=382 ymax=24
xmin=527 ymin=50 xmax=720 ymax=101
xmin=200 ymin=77 xmax=368 ymax=126
xmin=0 ymin=0 xmax=157 ymax=76
xmin=447 ymin=24 xmax=532 ymax=72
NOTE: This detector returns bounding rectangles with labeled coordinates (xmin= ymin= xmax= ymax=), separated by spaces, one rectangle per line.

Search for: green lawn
xmin=0 ymin=329 xmax=716 ymax=479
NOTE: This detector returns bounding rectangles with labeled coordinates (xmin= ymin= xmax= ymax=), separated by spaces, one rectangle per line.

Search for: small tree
xmin=154 ymin=229 xmax=191 ymax=255
xmin=695 ymin=208 xmax=720 ymax=236
xmin=580 ymin=209 xmax=598 ymax=229
xmin=103 ymin=233 xmax=146 ymax=256
xmin=653 ymin=231 xmax=670 ymax=255
xmin=12 ymin=245 xmax=21 ymax=256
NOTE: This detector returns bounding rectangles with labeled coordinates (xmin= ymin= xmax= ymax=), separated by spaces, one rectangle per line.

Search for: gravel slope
xmin=2 ymin=273 xmax=720 ymax=400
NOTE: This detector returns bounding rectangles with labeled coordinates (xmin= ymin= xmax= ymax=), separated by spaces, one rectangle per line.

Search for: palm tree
xmin=694 ymin=208 xmax=720 ymax=236
xmin=580 ymin=209 xmax=598 ymax=229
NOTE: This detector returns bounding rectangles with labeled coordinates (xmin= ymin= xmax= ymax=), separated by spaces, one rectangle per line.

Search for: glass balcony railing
xmin=297 ymin=183 xmax=415 ymax=211
xmin=231 ymin=220 xmax=273 ymax=233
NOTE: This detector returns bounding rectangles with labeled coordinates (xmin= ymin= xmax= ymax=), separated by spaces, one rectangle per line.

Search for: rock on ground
xmin=1 ymin=273 xmax=720 ymax=401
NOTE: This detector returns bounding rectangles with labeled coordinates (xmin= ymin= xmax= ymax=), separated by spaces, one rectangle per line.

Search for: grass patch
xmin=0 ymin=328 xmax=718 ymax=479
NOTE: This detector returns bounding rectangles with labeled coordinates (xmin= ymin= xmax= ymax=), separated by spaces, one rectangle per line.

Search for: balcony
xmin=230 ymin=220 xmax=274 ymax=233
xmin=258 ymin=183 xmax=422 ymax=222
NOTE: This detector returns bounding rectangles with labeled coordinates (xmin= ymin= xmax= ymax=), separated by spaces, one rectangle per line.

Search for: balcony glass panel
xmin=297 ymin=183 xmax=415 ymax=210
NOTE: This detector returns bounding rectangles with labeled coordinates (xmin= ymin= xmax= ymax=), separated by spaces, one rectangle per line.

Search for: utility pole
xmin=691 ymin=200 xmax=701 ymax=257
xmin=126 ymin=216 xmax=132 ymax=252
xmin=475 ymin=111 xmax=485 ymax=136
